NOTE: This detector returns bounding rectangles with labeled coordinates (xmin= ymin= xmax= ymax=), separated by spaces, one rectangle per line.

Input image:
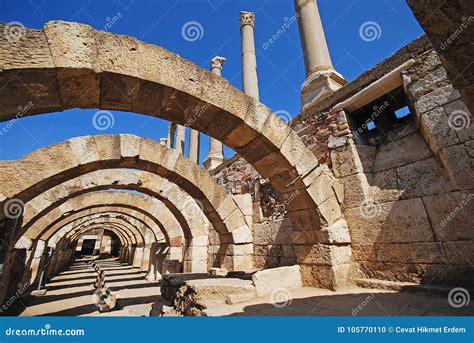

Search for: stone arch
xmin=0 ymin=135 xmax=251 ymax=270
xmin=47 ymin=209 xmax=165 ymax=245
xmin=20 ymin=169 xmax=210 ymax=246
xmin=41 ymin=206 xmax=168 ymax=246
xmin=0 ymin=21 xmax=349 ymax=287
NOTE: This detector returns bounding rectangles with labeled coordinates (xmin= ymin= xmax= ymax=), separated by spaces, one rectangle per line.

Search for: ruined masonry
xmin=0 ymin=0 xmax=472 ymax=316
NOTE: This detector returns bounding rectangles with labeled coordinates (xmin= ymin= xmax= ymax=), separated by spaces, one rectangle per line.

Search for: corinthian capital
xmin=210 ymin=56 xmax=226 ymax=70
xmin=240 ymin=11 xmax=255 ymax=28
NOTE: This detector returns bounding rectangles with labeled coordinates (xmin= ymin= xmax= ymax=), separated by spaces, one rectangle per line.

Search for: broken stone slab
xmin=150 ymin=299 xmax=181 ymax=317
xmin=208 ymin=267 xmax=228 ymax=276
xmin=252 ymin=265 xmax=303 ymax=297
xmin=160 ymin=273 xmax=257 ymax=316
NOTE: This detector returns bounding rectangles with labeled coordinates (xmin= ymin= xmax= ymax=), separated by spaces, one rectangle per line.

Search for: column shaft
xmin=175 ymin=125 xmax=186 ymax=155
xmin=294 ymin=0 xmax=333 ymax=76
xmin=203 ymin=56 xmax=226 ymax=170
xmin=188 ymin=128 xmax=200 ymax=163
xmin=240 ymin=11 xmax=259 ymax=100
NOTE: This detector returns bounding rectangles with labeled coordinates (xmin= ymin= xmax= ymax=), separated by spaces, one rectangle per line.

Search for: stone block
xmin=331 ymin=144 xmax=376 ymax=177
xmin=444 ymin=100 xmax=474 ymax=143
xmin=318 ymin=218 xmax=351 ymax=244
xmin=415 ymin=84 xmax=460 ymax=114
xmin=419 ymin=107 xmax=459 ymax=153
xmin=397 ymin=157 xmax=454 ymax=198
xmin=423 ymin=191 xmax=474 ymax=241
xmin=345 ymin=198 xmax=434 ymax=244
xmin=231 ymin=226 xmax=252 ymax=244
xmin=295 ymin=244 xmax=352 ymax=266
xmin=439 ymin=142 xmax=474 ymax=190
xmin=251 ymin=265 xmax=302 ymax=297
xmin=373 ymin=133 xmax=431 ymax=172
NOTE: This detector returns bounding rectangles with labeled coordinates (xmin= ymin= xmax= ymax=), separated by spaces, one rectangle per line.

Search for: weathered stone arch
xmin=52 ymin=215 xmax=147 ymax=247
xmin=0 ymin=21 xmax=349 ymax=287
xmin=31 ymin=193 xmax=184 ymax=246
xmin=48 ymin=209 xmax=165 ymax=245
xmin=27 ymin=192 xmax=208 ymax=272
xmin=21 ymin=169 xmax=210 ymax=245
xmin=0 ymin=135 xmax=251 ymax=270
xmin=42 ymin=206 xmax=170 ymax=246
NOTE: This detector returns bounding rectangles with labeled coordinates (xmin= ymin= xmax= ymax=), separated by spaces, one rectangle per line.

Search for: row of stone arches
xmin=0 ymin=20 xmax=350 ymax=306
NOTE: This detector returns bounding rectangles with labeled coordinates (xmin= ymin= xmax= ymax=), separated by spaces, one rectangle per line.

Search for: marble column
xmin=188 ymin=129 xmax=200 ymax=163
xmin=240 ymin=11 xmax=259 ymax=100
xmin=203 ymin=56 xmax=226 ymax=170
xmin=166 ymin=123 xmax=175 ymax=149
xmin=175 ymin=124 xmax=186 ymax=155
xmin=294 ymin=0 xmax=345 ymax=109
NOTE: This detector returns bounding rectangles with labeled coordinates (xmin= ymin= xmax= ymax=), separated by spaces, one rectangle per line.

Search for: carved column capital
xmin=210 ymin=56 xmax=226 ymax=71
xmin=240 ymin=11 xmax=255 ymax=28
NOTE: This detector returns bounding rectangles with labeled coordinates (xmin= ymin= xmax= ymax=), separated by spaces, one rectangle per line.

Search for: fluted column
xmin=294 ymin=0 xmax=345 ymax=109
xmin=188 ymin=129 xmax=200 ymax=163
xmin=240 ymin=11 xmax=259 ymax=100
xmin=203 ymin=56 xmax=226 ymax=170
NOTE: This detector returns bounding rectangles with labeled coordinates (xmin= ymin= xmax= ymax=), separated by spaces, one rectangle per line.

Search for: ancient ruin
xmin=0 ymin=0 xmax=472 ymax=317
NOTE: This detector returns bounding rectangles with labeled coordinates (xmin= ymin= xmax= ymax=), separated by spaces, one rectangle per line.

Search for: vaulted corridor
xmin=8 ymin=258 xmax=161 ymax=316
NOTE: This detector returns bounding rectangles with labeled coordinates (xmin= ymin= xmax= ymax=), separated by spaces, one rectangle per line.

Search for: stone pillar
xmin=240 ymin=11 xmax=259 ymax=100
xmin=203 ymin=56 xmax=226 ymax=170
xmin=175 ymin=125 xmax=186 ymax=155
xmin=166 ymin=123 xmax=175 ymax=149
xmin=188 ymin=129 xmax=200 ymax=164
xmin=294 ymin=0 xmax=345 ymax=109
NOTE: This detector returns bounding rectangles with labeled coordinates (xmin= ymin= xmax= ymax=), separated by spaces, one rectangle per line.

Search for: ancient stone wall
xmin=211 ymin=157 xmax=296 ymax=270
xmin=328 ymin=48 xmax=473 ymax=287
xmin=212 ymin=40 xmax=473 ymax=287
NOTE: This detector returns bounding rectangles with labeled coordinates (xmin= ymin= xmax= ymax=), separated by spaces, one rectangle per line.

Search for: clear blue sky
xmin=0 ymin=0 xmax=424 ymax=163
